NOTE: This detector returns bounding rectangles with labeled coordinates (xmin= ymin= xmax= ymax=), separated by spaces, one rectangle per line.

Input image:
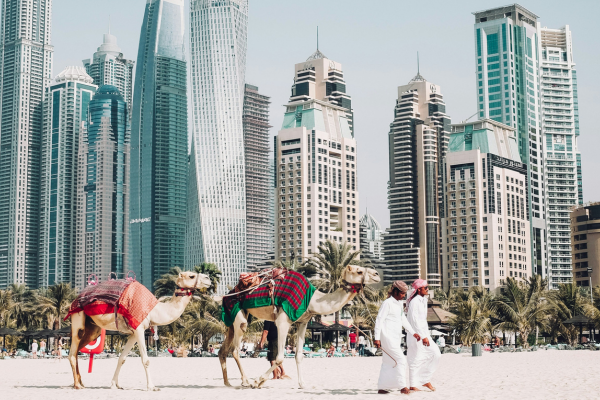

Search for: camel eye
xmin=190 ymin=275 xmax=195 ymax=279
xmin=358 ymin=271 xmax=363 ymax=274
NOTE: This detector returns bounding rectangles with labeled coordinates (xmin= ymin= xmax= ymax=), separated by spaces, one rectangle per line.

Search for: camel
xmin=68 ymin=271 xmax=211 ymax=391
xmin=219 ymin=265 xmax=380 ymax=389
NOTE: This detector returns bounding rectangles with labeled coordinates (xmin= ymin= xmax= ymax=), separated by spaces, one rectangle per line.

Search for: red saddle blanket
xmin=65 ymin=281 xmax=158 ymax=330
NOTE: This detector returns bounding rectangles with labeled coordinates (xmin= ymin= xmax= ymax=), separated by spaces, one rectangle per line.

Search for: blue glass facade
xmin=79 ymin=85 xmax=129 ymax=281
xmin=130 ymin=0 xmax=188 ymax=290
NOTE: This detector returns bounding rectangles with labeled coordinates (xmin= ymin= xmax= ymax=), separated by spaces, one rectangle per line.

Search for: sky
xmin=53 ymin=0 xmax=600 ymax=230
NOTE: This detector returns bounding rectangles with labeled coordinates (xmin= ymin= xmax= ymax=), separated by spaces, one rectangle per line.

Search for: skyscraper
xmin=359 ymin=212 xmax=384 ymax=261
xmin=83 ymin=33 xmax=134 ymax=113
xmin=473 ymin=5 xmax=548 ymax=283
xmin=243 ymin=84 xmax=272 ymax=271
xmin=382 ymin=74 xmax=450 ymax=288
xmin=539 ymin=25 xmax=582 ymax=289
xmin=187 ymin=0 xmax=248 ymax=292
xmin=0 ymin=0 xmax=53 ymax=289
xmin=130 ymin=0 xmax=188 ymax=290
xmin=274 ymin=50 xmax=359 ymax=262
xmin=39 ymin=67 xmax=97 ymax=287
xmin=442 ymin=119 xmax=531 ymax=292
xmin=75 ymin=85 xmax=129 ymax=289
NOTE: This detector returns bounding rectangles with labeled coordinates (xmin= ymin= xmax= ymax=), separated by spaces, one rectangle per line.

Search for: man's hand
xmin=422 ymin=337 xmax=430 ymax=347
xmin=374 ymin=340 xmax=381 ymax=349
xmin=413 ymin=333 xmax=421 ymax=341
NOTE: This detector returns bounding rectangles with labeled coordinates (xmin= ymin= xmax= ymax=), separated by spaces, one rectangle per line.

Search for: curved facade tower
xmin=187 ymin=0 xmax=248 ymax=292
xmin=130 ymin=0 xmax=188 ymax=289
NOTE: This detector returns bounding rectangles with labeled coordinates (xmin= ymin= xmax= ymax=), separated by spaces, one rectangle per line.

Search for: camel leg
xmin=231 ymin=312 xmax=251 ymax=387
xmin=255 ymin=314 xmax=291 ymax=388
xmin=68 ymin=312 xmax=86 ymax=389
xmin=110 ymin=334 xmax=137 ymax=390
xmin=132 ymin=326 xmax=159 ymax=391
xmin=295 ymin=322 xmax=308 ymax=389
xmin=219 ymin=325 xmax=235 ymax=387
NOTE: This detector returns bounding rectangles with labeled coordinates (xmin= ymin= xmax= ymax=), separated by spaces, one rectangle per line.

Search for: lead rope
xmin=359 ymin=291 xmax=399 ymax=368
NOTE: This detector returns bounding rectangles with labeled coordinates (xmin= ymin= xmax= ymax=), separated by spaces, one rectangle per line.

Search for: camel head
xmin=176 ymin=271 xmax=211 ymax=292
xmin=341 ymin=265 xmax=381 ymax=288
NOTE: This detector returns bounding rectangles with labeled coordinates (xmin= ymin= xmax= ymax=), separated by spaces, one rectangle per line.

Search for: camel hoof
xmin=110 ymin=382 xmax=122 ymax=390
xmin=241 ymin=380 xmax=252 ymax=388
xmin=73 ymin=385 xmax=84 ymax=390
xmin=147 ymin=386 xmax=160 ymax=391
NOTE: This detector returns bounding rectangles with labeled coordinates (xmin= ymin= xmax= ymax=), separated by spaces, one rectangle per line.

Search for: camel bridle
xmin=175 ymin=272 xmax=202 ymax=297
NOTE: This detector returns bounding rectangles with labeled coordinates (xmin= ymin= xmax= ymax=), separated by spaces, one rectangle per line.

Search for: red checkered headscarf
xmin=406 ymin=279 xmax=427 ymax=310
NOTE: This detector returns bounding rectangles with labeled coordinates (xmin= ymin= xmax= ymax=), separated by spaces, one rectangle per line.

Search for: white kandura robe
xmin=406 ymin=295 xmax=441 ymax=387
xmin=374 ymin=296 xmax=415 ymax=390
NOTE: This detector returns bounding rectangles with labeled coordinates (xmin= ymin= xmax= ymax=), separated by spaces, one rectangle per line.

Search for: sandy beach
xmin=1 ymin=351 xmax=598 ymax=400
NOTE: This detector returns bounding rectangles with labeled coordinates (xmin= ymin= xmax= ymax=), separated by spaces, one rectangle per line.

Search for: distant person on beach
xmin=40 ymin=340 xmax=46 ymax=356
xmin=57 ymin=337 xmax=63 ymax=360
xmin=374 ymin=281 xmax=420 ymax=395
xmin=493 ymin=337 xmax=501 ymax=348
xmin=406 ymin=279 xmax=441 ymax=392
xmin=259 ymin=321 xmax=289 ymax=380
xmin=349 ymin=331 xmax=357 ymax=355
xmin=327 ymin=344 xmax=335 ymax=357
xmin=358 ymin=334 xmax=366 ymax=356
xmin=31 ymin=340 xmax=38 ymax=359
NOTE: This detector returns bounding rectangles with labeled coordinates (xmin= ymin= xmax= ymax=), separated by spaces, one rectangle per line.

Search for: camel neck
xmin=149 ymin=293 xmax=192 ymax=326
xmin=308 ymin=288 xmax=356 ymax=316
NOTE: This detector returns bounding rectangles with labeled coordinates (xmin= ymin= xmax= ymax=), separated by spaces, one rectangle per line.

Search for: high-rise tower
xmin=382 ymin=74 xmax=450 ymax=288
xmin=130 ymin=0 xmax=188 ymax=290
xmin=243 ymin=84 xmax=272 ymax=271
xmin=39 ymin=67 xmax=97 ymax=287
xmin=75 ymin=85 xmax=129 ymax=289
xmin=187 ymin=0 xmax=248 ymax=292
xmin=0 ymin=0 xmax=54 ymax=289
xmin=473 ymin=4 xmax=547 ymax=283
xmin=274 ymin=50 xmax=359 ymax=263
xmin=539 ymin=25 xmax=582 ymax=289
xmin=83 ymin=33 xmax=134 ymax=113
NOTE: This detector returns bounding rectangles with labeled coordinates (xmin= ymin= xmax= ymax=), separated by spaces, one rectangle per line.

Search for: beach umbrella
xmin=563 ymin=314 xmax=592 ymax=344
xmin=322 ymin=323 xmax=351 ymax=348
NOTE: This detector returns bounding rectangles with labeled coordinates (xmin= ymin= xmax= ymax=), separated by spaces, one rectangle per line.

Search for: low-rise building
xmin=570 ymin=203 xmax=600 ymax=288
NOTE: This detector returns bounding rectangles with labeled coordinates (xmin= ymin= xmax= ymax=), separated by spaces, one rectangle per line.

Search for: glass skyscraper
xmin=130 ymin=0 xmax=188 ymax=290
xmin=382 ymin=74 xmax=450 ymax=288
xmin=75 ymin=85 xmax=129 ymax=289
xmin=83 ymin=33 xmax=134 ymax=114
xmin=243 ymin=84 xmax=272 ymax=271
xmin=187 ymin=0 xmax=248 ymax=292
xmin=39 ymin=67 xmax=97 ymax=287
xmin=0 ymin=0 xmax=53 ymax=289
xmin=473 ymin=5 xmax=548 ymax=282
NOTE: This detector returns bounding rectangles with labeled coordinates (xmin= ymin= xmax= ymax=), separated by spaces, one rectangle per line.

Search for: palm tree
xmin=493 ymin=277 xmax=552 ymax=347
xmin=153 ymin=267 xmax=184 ymax=298
xmin=449 ymin=289 xmax=494 ymax=346
xmin=434 ymin=287 xmax=459 ymax=312
xmin=8 ymin=283 xmax=34 ymax=329
xmin=0 ymin=289 xmax=13 ymax=328
xmin=31 ymin=282 xmax=77 ymax=329
xmin=181 ymin=296 xmax=226 ymax=351
xmin=301 ymin=240 xmax=361 ymax=324
xmin=547 ymin=282 xmax=588 ymax=345
xmin=192 ymin=263 xmax=221 ymax=294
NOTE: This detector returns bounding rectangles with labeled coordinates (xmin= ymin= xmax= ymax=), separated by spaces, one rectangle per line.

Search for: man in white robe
xmin=374 ymin=281 xmax=421 ymax=394
xmin=406 ymin=279 xmax=441 ymax=392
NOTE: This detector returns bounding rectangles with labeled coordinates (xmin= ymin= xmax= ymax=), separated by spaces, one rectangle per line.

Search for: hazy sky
xmin=53 ymin=0 xmax=600 ymax=229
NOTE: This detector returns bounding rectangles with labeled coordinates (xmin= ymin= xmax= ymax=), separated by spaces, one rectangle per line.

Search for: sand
xmin=0 ymin=350 xmax=598 ymax=399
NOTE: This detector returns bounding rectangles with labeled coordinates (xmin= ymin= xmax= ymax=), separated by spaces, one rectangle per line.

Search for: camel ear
xmin=178 ymin=273 xmax=183 ymax=278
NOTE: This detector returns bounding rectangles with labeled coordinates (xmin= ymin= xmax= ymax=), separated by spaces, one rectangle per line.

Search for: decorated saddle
xmin=221 ymin=269 xmax=316 ymax=327
xmin=65 ymin=280 xmax=158 ymax=330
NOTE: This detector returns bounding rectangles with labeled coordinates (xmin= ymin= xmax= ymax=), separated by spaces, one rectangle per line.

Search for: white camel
xmin=68 ymin=271 xmax=211 ymax=391
xmin=219 ymin=265 xmax=380 ymax=389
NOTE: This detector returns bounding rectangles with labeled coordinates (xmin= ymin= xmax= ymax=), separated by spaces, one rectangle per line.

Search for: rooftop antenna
xmin=108 ymin=14 xmax=111 ymax=34
xmin=417 ymin=51 xmax=420 ymax=74
xmin=317 ymin=26 xmax=319 ymax=50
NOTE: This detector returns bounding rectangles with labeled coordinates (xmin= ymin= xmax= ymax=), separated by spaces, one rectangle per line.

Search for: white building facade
xmin=274 ymin=52 xmax=359 ymax=262
xmin=359 ymin=213 xmax=384 ymax=260
xmin=187 ymin=0 xmax=248 ymax=292
xmin=442 ymin=119 xmax=531 ymax=292
xmin=539 ymin=25 xmax=583 ymax=289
